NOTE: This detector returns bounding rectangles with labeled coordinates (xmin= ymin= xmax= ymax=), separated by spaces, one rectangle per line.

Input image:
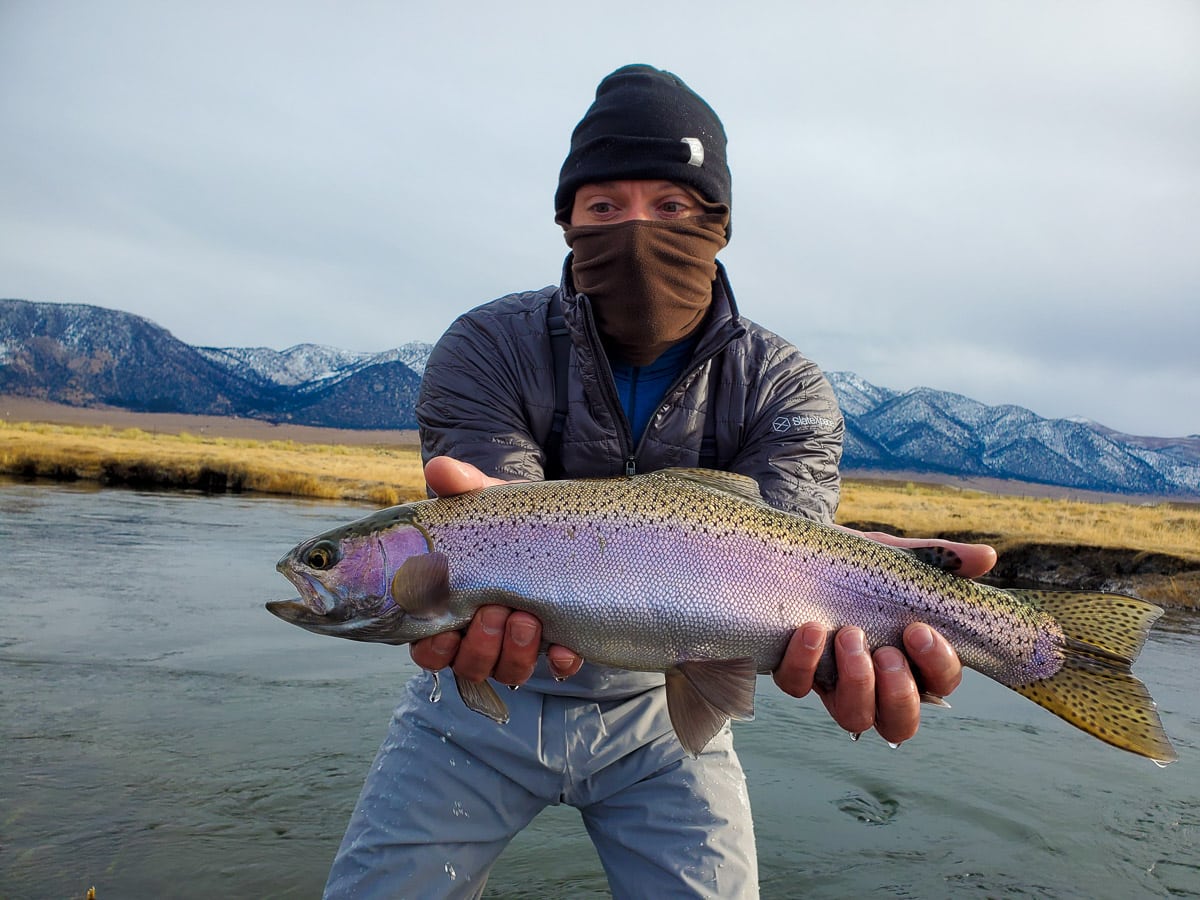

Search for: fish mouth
xmin=266 ymin=598 xmax=326 ymax=626
xmin=275 ymin=564 xmax=341 ymax=616
xmin=265 ymin=597 xmax=409 ymax=642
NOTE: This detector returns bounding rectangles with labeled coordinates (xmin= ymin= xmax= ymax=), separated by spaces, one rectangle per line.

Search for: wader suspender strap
xmin=544 ymin=295 xmax=721 ymax=477
xmin=544 ymin=294 xmax=570 ymax=480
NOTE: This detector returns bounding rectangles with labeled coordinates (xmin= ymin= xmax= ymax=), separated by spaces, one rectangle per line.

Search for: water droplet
xmin=428 ymin=671 xmax=442 ymax=704
xmin=887 ymin=741 xmax=901 ymax=750
xmin=445 ymin=862 xmax=457 ymax=881
xmin=849 ymin=731 xmax=862 ymax=742
xmin=507 ymin=683 xmax=519 ymax=692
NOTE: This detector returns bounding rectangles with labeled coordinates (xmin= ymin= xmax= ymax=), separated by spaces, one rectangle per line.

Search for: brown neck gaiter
xmin=564 ymin=213 xmax=729 ymax=366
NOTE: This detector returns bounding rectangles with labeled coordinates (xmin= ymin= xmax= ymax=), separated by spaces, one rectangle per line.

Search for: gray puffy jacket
xmin=418 ymin=262 xmax=843 ymax=518
xmin=415 ymin=262 xmax=845 ymax=697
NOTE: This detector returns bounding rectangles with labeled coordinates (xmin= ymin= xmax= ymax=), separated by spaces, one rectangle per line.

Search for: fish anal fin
xmin=455 ymin=676 xmax=510 ymax=725
xmin=1012 ymin=651 xmax=1177 ymax=765
xmin=665 ymin=670 xmax=731 ymax=757
xmin=390 ymin=551 xmax=451 ymax=616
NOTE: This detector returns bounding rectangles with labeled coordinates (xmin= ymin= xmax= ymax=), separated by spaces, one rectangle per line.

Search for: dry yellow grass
xmin=838 ymin=479 xmax=1200 ymax=564
xmin=1 ymin=420 xmax=427 ymax=506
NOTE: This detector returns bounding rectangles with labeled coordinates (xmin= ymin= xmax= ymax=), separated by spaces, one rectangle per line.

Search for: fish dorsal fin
xmin=390 ymin=551 xmax=451 ymax=616
xmin=665 ymin=658 xmax=758 ymax=756
xmin=658 ymin=468 xmax=767 ymax=506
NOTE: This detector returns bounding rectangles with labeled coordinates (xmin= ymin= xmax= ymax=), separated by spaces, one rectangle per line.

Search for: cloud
xmin=1 ymin=1 xmax=1197 ymax=435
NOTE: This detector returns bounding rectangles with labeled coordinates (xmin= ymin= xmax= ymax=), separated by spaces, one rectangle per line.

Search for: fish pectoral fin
xmin=390 ymin=551 xmax=451 ymax=616
xmin=665 ymin=659 xmax=758 ymax=757
xmin=454 ymin=676 xmax=510 ymax=725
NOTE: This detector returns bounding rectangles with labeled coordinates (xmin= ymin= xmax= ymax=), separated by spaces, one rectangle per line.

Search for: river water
xmin=2 ymin=482 xmax=1198 ymax=899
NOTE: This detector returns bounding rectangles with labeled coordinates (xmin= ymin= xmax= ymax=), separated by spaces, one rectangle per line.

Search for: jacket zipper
xmin=576 ymin=295 xmax=638 ymax=471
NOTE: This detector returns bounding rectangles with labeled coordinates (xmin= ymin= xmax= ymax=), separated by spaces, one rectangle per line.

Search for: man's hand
xmin=407 ymin=457 xmax=583 ymax=684
xmin=773 ymin=528 xmax=996 ymax=744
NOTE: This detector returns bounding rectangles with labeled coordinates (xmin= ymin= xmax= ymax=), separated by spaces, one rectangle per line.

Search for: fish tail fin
xmin=1009 ymin=590 xmax=1177 ymax=765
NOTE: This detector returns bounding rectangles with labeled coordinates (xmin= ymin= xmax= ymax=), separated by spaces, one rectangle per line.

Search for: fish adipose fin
xmin=666 ymin=658 xmax=757 ymax=756
xmin=1010 ymin=590 xmax=1177 ymax=765
xmin=455 ymin=677 xmax=510 ymax=725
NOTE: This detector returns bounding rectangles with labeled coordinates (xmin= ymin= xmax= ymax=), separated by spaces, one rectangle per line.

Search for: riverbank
xmin=1 ymin=418 xmax=426 ymax=506
xmin=3 ymin=401 xmax=1198 ymax=608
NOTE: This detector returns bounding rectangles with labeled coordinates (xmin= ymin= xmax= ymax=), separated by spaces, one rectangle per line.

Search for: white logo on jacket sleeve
xmin=773 ymin=414 xmax=835 ymax=433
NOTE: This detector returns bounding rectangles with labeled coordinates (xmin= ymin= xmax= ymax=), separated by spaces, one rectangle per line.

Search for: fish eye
xmin=304 ymin=541 xmax=341 ymax=570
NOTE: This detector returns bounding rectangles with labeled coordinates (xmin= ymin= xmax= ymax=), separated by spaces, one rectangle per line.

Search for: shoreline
xmin=5 ymin=395 xmax=1192 ymax=505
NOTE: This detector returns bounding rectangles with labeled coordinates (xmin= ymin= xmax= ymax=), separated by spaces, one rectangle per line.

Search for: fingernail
xmin=877 ymin=648 xmax=905 ymax=673
xmin=802 ymin=623 xmax=825 ymax=651
xmin=481 ymin=608 xmax=506 ymax=636
xmin=842 ymin=629 xmax=867 ymax=656
xmin=909 ymin=624 xmax=934 ymax=654
xmin=510 ymin=621 xmax=536 ymax=647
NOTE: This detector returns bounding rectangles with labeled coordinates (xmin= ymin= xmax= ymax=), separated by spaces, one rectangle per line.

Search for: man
xmin=325 ymin=64 xmax=994 ymax=898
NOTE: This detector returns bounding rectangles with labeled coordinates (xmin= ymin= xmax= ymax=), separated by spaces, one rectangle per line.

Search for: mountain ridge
xmin=3 ymin=297 xmax=1198 ymax=497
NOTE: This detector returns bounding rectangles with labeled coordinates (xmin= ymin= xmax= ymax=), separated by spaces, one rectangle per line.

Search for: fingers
xmin=409 ymin=630 xmax=461 ymax=671
xmin=818 ymin=628 xmax=877 ymax=736
xmin=408 ymin=606 xmax=545 ymax=687
xmin=424 ymin=456 xmax=511 ymax=497
xmin=903 ymin=623 xmax=963 ymax=699
xmin=772 ymin=623 xmax=829 ymax=698
xmin=871 ymin=646 xmax=920 ymax=744
xmin=455 ymin=607 xmax=541 ymax=684
xmin=547 ymin=645 xmax=584 ymax=679
xmin=841 ymin=527 xmax=998 ymax=579
xmin=776 ymin=624 xmax=959 ymax=745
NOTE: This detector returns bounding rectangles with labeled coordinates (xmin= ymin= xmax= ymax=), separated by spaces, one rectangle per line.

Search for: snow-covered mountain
xmin=826 ymin=372 xmax=1200 ymax=496
xmin=195 ymin=340 xmax=433 ymax=387
xmin=3 ymin=297 xmax=1198 ymax=497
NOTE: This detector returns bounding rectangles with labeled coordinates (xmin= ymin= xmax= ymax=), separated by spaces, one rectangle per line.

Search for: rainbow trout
xmin=267 ymin=468 xmax=1177 ymax=763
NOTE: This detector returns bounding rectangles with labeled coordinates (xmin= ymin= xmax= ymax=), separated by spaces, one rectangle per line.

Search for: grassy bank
xmin=5 ymin=419 xmax=1199 ymax=607
xmin=1 ymin=420 xmax=426 ymax=506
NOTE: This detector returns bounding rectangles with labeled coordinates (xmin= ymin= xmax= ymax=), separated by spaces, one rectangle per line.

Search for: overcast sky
xmin=2 ymin=1 xmax=1197 ymax=437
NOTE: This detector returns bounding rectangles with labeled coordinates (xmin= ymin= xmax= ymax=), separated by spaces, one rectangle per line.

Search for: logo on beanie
xmin=681 ymin=138 xmax=704 ymax=167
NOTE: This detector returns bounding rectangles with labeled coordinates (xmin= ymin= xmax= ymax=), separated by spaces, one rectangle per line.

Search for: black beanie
xmin=555 ymin=64 xmax=731 ymax=226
